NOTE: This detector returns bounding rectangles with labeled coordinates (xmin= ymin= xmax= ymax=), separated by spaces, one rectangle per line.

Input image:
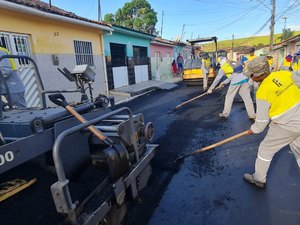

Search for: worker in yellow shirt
xmin=201 ymin=53 xmax=211 ymax=91
xmin=207 ymin=56 xmax=255 ymax=120
xmin=281 ymin=55 xmax=293 ymax=71
xmin=292 ymin=52 xmax=300 ymax=72
xmin=244 ymin=47 xmax=258 ymax=102
xmin=243 ymin=56 xmax=300 ymax=188
xmin=267 ymin=55 xmax=274 ymax=71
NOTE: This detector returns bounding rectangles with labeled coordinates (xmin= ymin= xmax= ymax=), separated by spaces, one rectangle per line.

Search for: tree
xmin=103 ymin=13 xmax=115 ymax=24
xmin=103 ymin=0 xmax=157 ymax=34
xmin=279 ymin=28 xmax=294 ymax=41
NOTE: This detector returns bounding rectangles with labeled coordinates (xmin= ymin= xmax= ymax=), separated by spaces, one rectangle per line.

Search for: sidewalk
xmin=109 ymin=77 xmax=182 ymax=104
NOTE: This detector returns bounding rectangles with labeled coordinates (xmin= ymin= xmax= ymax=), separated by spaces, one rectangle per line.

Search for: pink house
xmin=150 ymin=37 xmax=176 ymax=81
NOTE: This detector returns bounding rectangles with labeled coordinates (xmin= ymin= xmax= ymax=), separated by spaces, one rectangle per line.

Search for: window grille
xmin=110 ymin=43 xmax=126 ymax=67
xmin=133 ymin=46 xmax=147 ymax=65
xmin=74 ymin=40 xmax=94 ymax=66
xmin=0 ymin=33 xmax=31 ymax=65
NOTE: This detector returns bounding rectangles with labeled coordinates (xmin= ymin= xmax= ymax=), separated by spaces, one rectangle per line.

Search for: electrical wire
xmin=85 ymin=0 xmax=97 ymax=18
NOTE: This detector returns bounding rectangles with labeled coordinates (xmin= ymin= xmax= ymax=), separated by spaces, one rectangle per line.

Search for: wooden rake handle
xmin=175 ymin=86 xmax=222 ymax=110
xmin=174 ymin=130 xmax=252 ymax=162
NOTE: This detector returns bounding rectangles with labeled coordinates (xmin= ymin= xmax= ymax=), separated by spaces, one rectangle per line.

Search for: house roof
xmin=112 ymin=25 xmax=156 ymax=40
xmin=151 ymin=37 xmax=176 ymax=47
xmin=3 ymin=0 xmax=112 ymax=29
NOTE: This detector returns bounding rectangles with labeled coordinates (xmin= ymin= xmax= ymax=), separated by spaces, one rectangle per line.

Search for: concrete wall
xmin=150 ymin=43 xmax=173 ymax=81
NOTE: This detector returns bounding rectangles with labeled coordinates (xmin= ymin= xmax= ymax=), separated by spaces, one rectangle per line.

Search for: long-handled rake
xmin=169 ymin=86 xmax=222 ymax=113
xmin=174 ymin=130 xmax=252 ymax=163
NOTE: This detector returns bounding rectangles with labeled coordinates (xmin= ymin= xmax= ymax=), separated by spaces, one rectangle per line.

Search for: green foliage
xmin=103 ymin=0 xmax=157 ymax=34
xmin=279 ymin=28 xmax=294 ymax=41
xmin=103 ymin=13 xmax=115 ymax=24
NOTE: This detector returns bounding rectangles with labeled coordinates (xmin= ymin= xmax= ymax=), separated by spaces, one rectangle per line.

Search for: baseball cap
xmin=249 ymin=47 xmax=255 ymax=53
xmin=243 ymin=56 xmax=270 ymax=77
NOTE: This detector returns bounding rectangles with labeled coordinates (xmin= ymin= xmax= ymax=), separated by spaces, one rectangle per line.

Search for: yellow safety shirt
xmin=283 ymin=58 xmax=292 ymax=67
xmin=202 ymin=58 xmax=211 ymax=69
xmin=268 ymin=59 xmax=273 ymax=67
xmin=292 ymin=59 xmax=300 ymax=71
xmin=256 ymin=70 xmax=300 ymax=118
xmin=221 ymin=62 xmax=233 ymax=78
xmin=0 ymin=47 xmax=17 ymax=71
xmin=247 ymin=54 xmax=257 ymax=61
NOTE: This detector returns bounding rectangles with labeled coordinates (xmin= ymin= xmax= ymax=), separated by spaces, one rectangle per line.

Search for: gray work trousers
xmin=203 ymin=73 xmax=208 ymax=90
xmin=254 ymin=120 xmax=300 ymax=183
xmin=202 ymin=67 xmax=208 ymax=90
xmin=221 ymin=82 xmax=256 ymax=118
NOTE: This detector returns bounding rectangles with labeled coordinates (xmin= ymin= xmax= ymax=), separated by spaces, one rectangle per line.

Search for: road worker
xmin=266 ymin=55 xmax=274 ymax=71
xmin=292 ymin=52 xmax=300 ymax=72
xmin=244 ymin=56 xmax=300 ymax=188
xmin=207 ymin=56 xmax=256 ymax=120
xmin=201 ymin=53 xmax=211 ymax=91
xmin=281 ymin=54 xmax=293 ymax=71
xmin=0 ymin=47 xmax=26 ymax=108
xmin=244 ymin=47 xmax=259 ymax=102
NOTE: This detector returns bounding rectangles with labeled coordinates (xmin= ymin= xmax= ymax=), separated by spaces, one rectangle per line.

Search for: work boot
xmin=243 ymin=173 xmax=265 ymax=189
xmin=218 ymin=113 xmax=228 ymax=119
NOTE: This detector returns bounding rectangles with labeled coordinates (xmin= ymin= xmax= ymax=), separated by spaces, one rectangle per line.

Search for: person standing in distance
xmin=176 ymin=53 xmax=184 ymax=76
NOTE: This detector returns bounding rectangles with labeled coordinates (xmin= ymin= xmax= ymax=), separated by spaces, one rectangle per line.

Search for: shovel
xmin=174 ymin=130 xmax=252 ymax=163
xmin=169 ymin=86 xmax=222 ymax=113
xmin=49 ymin=94 xmax=114 ymax=146
xmin=48 ymin=94 xmax=129 ymax=179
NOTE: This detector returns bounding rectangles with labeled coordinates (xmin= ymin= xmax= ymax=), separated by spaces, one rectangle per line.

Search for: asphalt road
xmin=120 ymin=82 xmax=300 ymax=225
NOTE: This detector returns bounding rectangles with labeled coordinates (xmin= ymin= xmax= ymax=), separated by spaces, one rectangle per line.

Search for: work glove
xmin=218 ymin=83 xmax=225 ymax=89
xmin=207 ymin=88 xmax=213 ymax=94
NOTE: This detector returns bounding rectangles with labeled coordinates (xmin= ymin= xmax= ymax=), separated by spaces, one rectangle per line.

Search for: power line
xmin=204 ymin=2 xmax=263 ymax=36
xmin=85 ymin=0 xmax=97 ymax=18
xmin=237 ymin=17 xmax=272 ymax=46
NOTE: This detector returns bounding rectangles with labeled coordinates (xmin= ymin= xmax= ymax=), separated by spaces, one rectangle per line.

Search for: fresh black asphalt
xmin=121 ymin=82 xmax=300 ymax=225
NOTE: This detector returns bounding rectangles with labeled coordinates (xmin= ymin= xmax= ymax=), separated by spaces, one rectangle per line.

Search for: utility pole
xmin=283 ymin=16 xmax=287 ymax=29
xmin=181 ymin=24 xmax=186 ymax=42
xmin=49 ymin=0 xmax=52 ymax=8
xmin=269 ymin=0 xmax=276 ymax=51
xmin=161 ymin=11 xmax=164 ymax=38
xmin=98 ymin=0 xmax=102 ymax=21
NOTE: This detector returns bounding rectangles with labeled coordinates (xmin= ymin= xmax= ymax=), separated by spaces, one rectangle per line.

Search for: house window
xmin=133 ymin=46 xmax=147 ymax=65
xmin=110 ymin=43 xmax=126 ymax=67
xmin=74 ymin=40 xmax=94 ymax=66
xmin=0 ymin=33 xmax=31 ymax=65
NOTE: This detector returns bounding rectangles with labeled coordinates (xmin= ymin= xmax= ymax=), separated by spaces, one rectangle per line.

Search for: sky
xmin=44 ymin=0 xmax=300 ymax=42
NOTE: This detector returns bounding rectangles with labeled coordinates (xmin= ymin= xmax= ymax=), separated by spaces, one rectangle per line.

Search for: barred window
xmin=0 ymin=33 xmax=31 ymax=65
xmin=133 ymin=46 xmax=147 ymax=65
xmin=13 ymin=35 xmax=31 ymax=65
xmin=110 ymin=43 xmax=126 ymax=67
xmin=74 ymin=40 xmax=94 ymax=66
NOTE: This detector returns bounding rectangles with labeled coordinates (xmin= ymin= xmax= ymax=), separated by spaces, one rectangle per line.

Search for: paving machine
xmin=0 ymin=55 xmax=157 ymax=225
